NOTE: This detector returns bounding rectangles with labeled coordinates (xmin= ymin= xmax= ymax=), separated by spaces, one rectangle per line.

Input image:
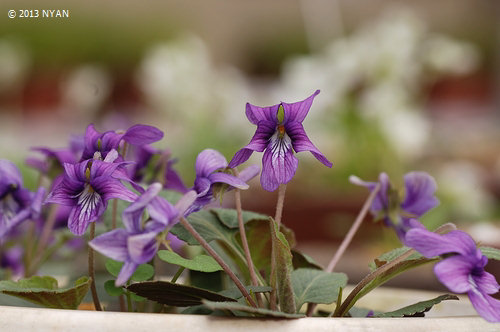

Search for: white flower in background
xmin=437 ymin=161 xmax=494 ymax=219
xmin=137 ymin=34 xmax=251 ymax=135
xmin=0 ymin=39 xmax=30 ymax=93
xmin=60 ymin=64 xmax=112 ymax=118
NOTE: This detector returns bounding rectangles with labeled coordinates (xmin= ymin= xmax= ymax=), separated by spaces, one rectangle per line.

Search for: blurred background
xmin=1 ymin=0 xmax=499 ymax=290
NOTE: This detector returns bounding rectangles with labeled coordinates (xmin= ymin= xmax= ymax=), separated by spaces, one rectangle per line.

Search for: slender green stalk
xmin=233 ymin=170 xmax=263 ymax=307
xmin=170 ymin=266 xmax=185 ymax=283
xmin=88 ymin=222 xmax=102 ymax=311
xmin=126 ymin=291 xmax=133 ymax=312
xmin=179 ymin=217 xmax=257 ymax=308
xmin=274 ymin=184 xmax=287 ymax=228
xmin=111 ymin=199 xmax=118 ymax=229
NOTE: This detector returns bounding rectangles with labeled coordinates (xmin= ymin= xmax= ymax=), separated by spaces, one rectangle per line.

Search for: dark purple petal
xmin=116 ymin=261 xmax=138 ymax=286
xmin=92 ymin=177 xmax=137 ymax=202
xmin=89 ymin=229 xmax=129 ymax=261
xmin=82 ymin=124 xmax=101 ymax=160
xmin=0 ymin=160 xmax=23 ymax=196
xmin=0 ymin=209 xmax=31 ymax=239
xmin=228 ymin=121 xmax=276 ymax=169
xmin=286 ymin=121 xmax=332 ymax=167
xmin=121 ymin=124 xmax=164 ymax=145
xmin=245 ymin=102 xmax=280 ymax=125
xmin=208 ymin=173 xmax=249 ymax=190
xmin=25 ymin=157 xmax=49 ymax=174
xmin=194 ymin=177 xmax=211 ymax=197
xmin=468 ymin=290 xmax=500 ymax=322
xmin=405 ymin=229 xmax=478 ymax=258
xmin=401 ymin=172 xmax=439 ymax=217
xmin=281 ymin=90 xmax=320 ymax=124
xmin=195 ymin=149 xmax=228 ymax=178
xmin=165 ymin=160 xmax=188 ymax=193
xmin=260 ymin=135 xmax=298 ymax=192
xmin=127 ymin=232 xmax=158 ymax=264
xmin=434 ymin=255 xmax=474 ymax=293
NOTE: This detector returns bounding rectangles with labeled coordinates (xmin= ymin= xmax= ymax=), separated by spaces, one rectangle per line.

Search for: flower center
xmin=75 ymin=184 xmax=101 ymax=220
xmin=278 ymin=124 xmax=286 ymax=138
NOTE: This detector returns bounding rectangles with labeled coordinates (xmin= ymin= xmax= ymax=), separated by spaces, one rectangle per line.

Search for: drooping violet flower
xmin=90 ymin=185 xmax=196 ymax=286
xmin=0 ymin=160 xmax=45 ymax=240
xmin=406 ymin=228 xmax=500 ymax=322
xmin=0 ymin=246 xmax=24 ymax=280
xmin=228 ymin=90 xmax=332 ymax=192
xmin=349 ymin=172 xmax=439 ymax=241
xmin=26 ymin=147 xmax=78 ymax=176
xmin=81 ymin=123 xmax=164 ymax=161
xmin=186 ymin=149 xmax=259 ymax=215
xmin=45 ymin=152 xmax=138 ymax=235
xmin=130 ymin=145 xmax=188 ymax=193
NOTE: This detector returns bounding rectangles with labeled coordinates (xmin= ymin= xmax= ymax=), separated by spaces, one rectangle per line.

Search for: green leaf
xmin=292 ymin=250 xmax=323 ymax=270
xmin=0 ymin=276 xmax=91 ymax=309
xmin=171 ymin=210 xmax=235 ymax=245
xmin=374 ymin=294 xmax=459 ymax=317
xmin=126 ymin=281 xmax=236 ymax=307
xmin=210 ymin=208 xmax=268 ymax=229
xmin=101 ymin=199 xmax=129 ymax=228
xmin=219 ymin=286 xmax=273 ymax=300
xmin=105 ymin=259 xmax=154 ymax=282
xmin=368 ymin=246 xmax=423 ymax=271
xmin=291 ymin=268 xmax=347 ymax=310
xmin=202 ymin=300 xmax=305 ymax=318
xmin=480 ymin=246 xmax=500 ymax=261
xmin=104 ymin=280 xmax=125 ymax=297
xmin=157 ymin=250 xmax=222 ymax=273
xmin=270 ymin=219 xmax=296 ymax=314
xmin=130 ymin=293 xmax=146 ymax=302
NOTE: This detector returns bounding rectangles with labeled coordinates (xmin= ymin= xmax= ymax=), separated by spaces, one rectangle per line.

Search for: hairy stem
xmin=179 ymin=217 xmax=257 ymax=308
xmin=234 ymin=181 xmax=263 ymax=307
xmin=88 ymin=222 xmax=102 ymax=311
xmin=274 ymin=184 xmax=287 ymax=228
xmin=306 ymin=183 xmax=381 ymax=316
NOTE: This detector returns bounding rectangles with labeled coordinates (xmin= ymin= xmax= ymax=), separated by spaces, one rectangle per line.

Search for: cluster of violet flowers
xmin=0 ymin=90 xmax=498 ymax=322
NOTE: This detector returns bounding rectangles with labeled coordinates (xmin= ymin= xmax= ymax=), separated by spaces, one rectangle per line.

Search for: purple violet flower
xmin=349 ymin=172 xmax=439 ymax=241
xmin=228 ymin=90 xmax=332 ymax=192
xmin=81 ymin=124 xmax=164 ymax=161
xmin=0 ymin=246 xmax=24 ymax=280
xmin=0 ymin=160 xmax=45 ymax=240
xmin=187 ymin=149 xmax=259 ymax=215
xmin=405 ymin=228 xmax=500 ymax=322
xmin=90 ymin=184 xmax=196 ymax=286
xmin=26 ymin=147 xmax=78 ymax=175
xmin=45 ymin=151 xmax=138 ymax=235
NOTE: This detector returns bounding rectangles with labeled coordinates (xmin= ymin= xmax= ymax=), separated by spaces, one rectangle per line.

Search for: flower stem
xmin=179 ymin=217 xmax=257 ymax=308
xmin=306 ymin=183 xmax=380 ymax=316
xmin=234 ymin=172 xmax=263 ymax=307
xmin=274 ymin=184 xmax=287 ymax=228
xmin=171 ymin=266 xmax=185 ymax=283
xmin=111 ymin=199 xmax=118 ymax=229
xmin=88 ymin=222 xmax=102 ymax=311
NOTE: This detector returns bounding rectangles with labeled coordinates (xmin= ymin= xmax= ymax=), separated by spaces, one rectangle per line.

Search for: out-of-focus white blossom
xmin=0 ymin=39 xmax=31 ymax=92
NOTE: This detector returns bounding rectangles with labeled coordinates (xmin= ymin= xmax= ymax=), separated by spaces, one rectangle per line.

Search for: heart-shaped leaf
xmin=104 ymin=280 xmax=125 ymax=297
xmin=292 ymin=268 xmax=348 ymax=310
xmin=292 ymin=250 xmax=323 ymax=270
xmin=219 ymin=286 xmax=273 ymax=300
xmin=210 ymin=208 xmax=268 ymax=229
xmin=202 ymin=300 xmax=305 ymax=318
xmin=369 ymin=246 xmax=423 ymax=271
xmin=126 ymin=281 xmax=236 ymax=307
xmin=374 ymin=294 xmax=459 ymax=317
xmin=157 ymin=250 xmax=222 ymax=273
xmin=0 ymin=276 xmax=91 ymax=309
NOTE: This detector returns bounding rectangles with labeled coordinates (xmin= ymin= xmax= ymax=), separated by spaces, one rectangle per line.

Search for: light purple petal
xmin=405 ymin=229 xmax=478 ymax=258
xmin=148 ymin=196 xmax=177 ymax=227
xmin=468 ymin=290 xmax=500 ymax=322
xmin=89 ymin=229 xmax=129 ymax=261
xmin=67 ymin=203 xmax=102 ymax=236
xmin=25 ymin=157 xmax=49 ymax=174
xmin=237 ymin=165 xmax=260 ymax=183
xmin=401 ymin=172 xmax=439 ymax=217
xmin=208 ymin=173 xmax=249 ymax=190
xmin=434 ymin=256 xmax=474 ymax=293
xmin=281 ymin=90 xmax=320 ymax=124
xmin=195 ymin=149 xmax=228 ymax=178
xmin=0 ymin=160 xmax=23 ymax=196
xmin=228 ymin=149 xmax=254 ymax=169
xmin=286 ymin=121 xmax=332 ymax=167
xmin=473 ymin=269 xmax=500 ymax=295
xmin=194 ymin=177 xmax=211 ymax=197
xmin=174 ymin=190 xmax=197 ymax=217
xmin=245 ymin=102 xmax=280 ymax=125
xmin=115 ymin=261 xmax=138 ymax=287
xmin=127 ymin=232 xmax=158 ymax=264
xmin=122 ymin=183 xmax=161 ymax=232
xmin=30 ymin=187 xmax=46 ymax=218
xmin=122 ymin=124 xmax=164 ymax=145
xmin=349 ymin=173 xmax=391 ymax=214
xmin=92 ymin=177 xmax=137 ymax=202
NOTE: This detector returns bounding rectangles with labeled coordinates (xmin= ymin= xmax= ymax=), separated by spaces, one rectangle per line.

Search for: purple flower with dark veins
xmin=350 ymin=172 xmax=439 ymax=241
xmin=0 ymin=160 xmax=45 ymax=240
xmin=228 ymin=90 xmax=332 ymax=192
xmin=81 ymin=123 xmax=164 ymax=161
xmin=90 ymin=184 xmax=196 ymax=286
xmin=406 ymin=228 xmax=500 ymax=322
xmin=45 ymin=151 xmax=138 ymax=235
xmin=187 ymin=149 xmax=259 ymax=215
